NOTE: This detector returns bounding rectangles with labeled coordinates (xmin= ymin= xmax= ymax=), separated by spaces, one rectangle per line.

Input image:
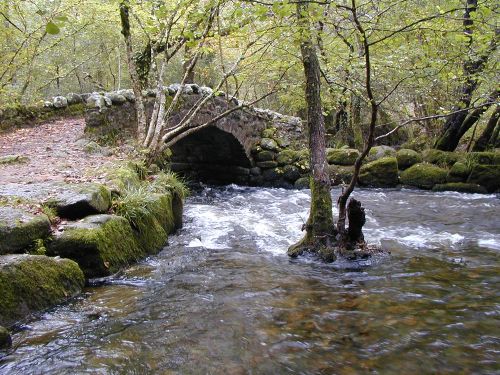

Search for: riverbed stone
xmin=294 ymin=177 xmax=310 ymax=189
xmin=328 ymin=165 xmax=354 ymax=185
xmin=262 ymin=168 xmax=282 ymax=182
xmin=0 ymin=254 xmax=85 ymax=327
xmin=277 ymin=150 xmax=299 ymax=166
xmin=0 ymin=207 xmax=51 ymax=254
xmin=367 ymin=146 xmax=396 ymax=162
xmin=326 ymin=148 xmax=360 ymax=166
xmin=359 ymin=157 xmax=399 ymax=187
xmin=250 ymin=167 xmax=261 ymax=176
xmin=0 ymin=326 xmax=11 ymax=349
xmin=432 ymin=183 xmax=488 ymax=194
xmin=422 ymin=149 xmax=460 ymax=167
xmin=282 ymin=165 xmax=301 ymax=182
xmin=260 ymin=138 xmax=279 ymax=152
xmin=48 ymin=214 xmax=142 ymax=278
xmin=467 ymin=164 xmax=500 ymax=193
xmin=400 ymin=163 xmax=448 ymax=189
xmin=396 ymin=149 xmax=422 ymax=169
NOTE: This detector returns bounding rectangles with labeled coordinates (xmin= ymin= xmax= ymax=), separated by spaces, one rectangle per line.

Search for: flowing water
xmin=1 ymin=186 xmax=499 ymax=374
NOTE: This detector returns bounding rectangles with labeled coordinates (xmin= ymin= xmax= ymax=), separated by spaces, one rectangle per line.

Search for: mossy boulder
xmin=396 ymin=149 xmax=422 ymax=169
xmin=294 ymin=177 xmax=310 ymax=189
xmin=326 ymin=148 xmax=360 ymax=166
xmin=467 ymin=164 xmax=500 ymax=193
xmin=260 ymin=138 xmax=279 ymax=152
xmin=0 ymin=254 xmax=85 ymax=327
xmin=0 ymin=326 xmax=11 ymax=349
xmin=432 ymin=183 xmax=488 ymax=194
xmin=400 ymin=163 xmax=448 ymax=189
xmin=282 ymin=165 xmax=301 ymax=182
xmin=359 ymin=157 xmax=399 ymax=187
xmin=327 ymin=165 xmax=354 ymax=185
xmin=48 ymin=214 xmax=142 ymax=278
xmin=447 ymin=162 xmax=470 ymax=182
xmin=367 ymin=146 xmax=396 ymax=162
xmin=277 ymin=150 xmax=300 ymax=166
xmin=467 ymin=151 xmax=500 ymax=165
xmin=0 ymin=207 xmax=51 ymax=254
xmin=422 ymin=149 xmax=460 ymax=167
xmin=255 ymin=150 xmax=275 ymax=162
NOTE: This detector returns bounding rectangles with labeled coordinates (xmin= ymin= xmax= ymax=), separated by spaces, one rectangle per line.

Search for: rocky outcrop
xmin=0 ymin=255 xmax=85 ymax=327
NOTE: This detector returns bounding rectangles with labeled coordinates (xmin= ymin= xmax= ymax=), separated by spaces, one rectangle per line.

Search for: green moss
xmin=261 ymin=127 xmax=277 ymax=138
xmin=367 ymin=146 xmax=396 ymax=162
xmin=0 ymin=255 xmax=85 ymax=327
xmin=294 ymin=176 xmax=310 ymax=189
xmin=48 ymin=215 xmax=143 ymax=278
xmin=396 ymin=149 xmax=422 ymax=169
xmin=276 ymin=150 xmax=300 ymax=166
xmin=327 ymin=165 xmax=354 ymax=185
xmin=0 ymin=154 xmax=29 ymax=165
xmin=467 ymin=164 xmax=500 ymax=193
xmin=447 ymin=161 xmax=470 ymax=182
xmin=359 ymin=157 xmax=399 ymax=187
xmin=400 ymin=163 xmax=448 ymax=189
xmin=326 ymin=148 xmax=360 ymax=166
xmin=422 ymin=149 xmax=460 ymax=167
xmin=432 ymin=183 xmax=488 ymax=194
xmin=255 ymin=150 xmax=275 ymax=162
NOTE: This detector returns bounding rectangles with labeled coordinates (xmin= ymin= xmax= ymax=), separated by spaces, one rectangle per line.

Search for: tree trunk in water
xmin=434 ymin=0 xmax=497 ymax=151
xmin=288 ymin=3 xmax=337 ymax=262
xmin=473 ymin=106 xmax=500 ymax=151
xmin=120 ymin=1 xmax=147 ymax=141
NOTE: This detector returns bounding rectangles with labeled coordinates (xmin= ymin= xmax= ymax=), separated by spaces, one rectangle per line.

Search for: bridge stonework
xmin=83 ymin=85 xmax=308 ymax=186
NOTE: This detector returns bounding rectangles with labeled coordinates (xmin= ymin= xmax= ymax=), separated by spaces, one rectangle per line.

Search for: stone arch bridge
xmin=83 ymin=84 xmax=305 ymax=184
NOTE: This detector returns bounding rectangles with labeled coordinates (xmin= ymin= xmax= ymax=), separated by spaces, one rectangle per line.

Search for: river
xmin=1 ymin=186 xmax=499 ymax=374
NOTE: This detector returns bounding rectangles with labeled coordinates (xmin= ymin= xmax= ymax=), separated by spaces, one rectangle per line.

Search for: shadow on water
xmin=1 ymin=186 xmax=499 ymax=374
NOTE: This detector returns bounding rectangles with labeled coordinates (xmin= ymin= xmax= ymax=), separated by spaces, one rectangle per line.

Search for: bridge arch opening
xmin=169 ymin=126 xmax=252 ymax=185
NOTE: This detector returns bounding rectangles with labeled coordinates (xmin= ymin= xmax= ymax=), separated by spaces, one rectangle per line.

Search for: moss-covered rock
xmin=447 ymin=162 xmax=470 ymax=182
xmin=432 ymin=183 xmax=488 ymax=194
xmin=282 ymin=165 xmax=301 ymax=182
xmin=326 ymin=148 xmax=360 ymax=166
xmin=467 ymin=164 xmax=500 ymax=193
xmin=294 ymin=177 xmax=310 ymax=189
xmin=256 ymin=161 xmax=278 ymax=169
xmin=255 ymin=150 xmax=275 ymax=162
xmin=467 ymin=151 xmax=500 ymax=165
xmin=359 ymin=157 xmax=399 ymax=187
xmin=396 ymin=149 xmax=422 ymax=169
xmin=422 ymin=149 xmax=460 ymax=167
xmin=327 ymin=165 xmax=354 ymax=185
xmin=260 ymin=138 xmax=279 ymax=152
xmin=277 ymin=150 xmax=299 ymax=166
xmin=367 ymin=146 xmax=396 ymax=162
xmin=0 ymin=326 xmax=11 ymax=349
xmin=400 ymin=163 xmax=448 ymax=189
xmin=0 ymin=207 xmax=51 ymax=254
xmin=0 ymin=254 xmax=85 ymax=327
xmin=48 ymin=214 xmax=142 ymax=278
xmin=261 ymin=127 xmax=277 ymax=138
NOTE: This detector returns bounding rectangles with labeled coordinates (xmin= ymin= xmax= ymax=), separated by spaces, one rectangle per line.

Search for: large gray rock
xmin=367 ymin=145 xmax=396 ymax=162
xmin=66 ymin=93 xmax=83 ymax=105
xmin=0 ymin=182 xmax=112 ymax=220
xmin=86 ymin=93 xmax=107 ymax=111
xmin=396 ymin=149 xmax=422 ymax=169
xmin=52 ymin=96 xmax=68 ymax=108
xmin=0 ymin=254 xmax=85 ymax=327
xmin=260 ymin=138 xmax=279 ymax=152
xmin=105 ymin=92 xmax=127 ymax=105
xmin=0 ymin=207 xmax=51 ymax=254
xmin=359 ymin=157 xmax=399 ymax=187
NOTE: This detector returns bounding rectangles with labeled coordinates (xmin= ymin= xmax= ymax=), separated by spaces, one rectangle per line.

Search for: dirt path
xmin=0 ymin=118 xmax=124 ymax=184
